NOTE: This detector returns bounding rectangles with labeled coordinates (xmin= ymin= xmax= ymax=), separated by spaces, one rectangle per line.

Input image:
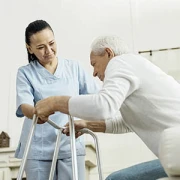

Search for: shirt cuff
xmin=105 ymin=119 xmax=113 ymax=133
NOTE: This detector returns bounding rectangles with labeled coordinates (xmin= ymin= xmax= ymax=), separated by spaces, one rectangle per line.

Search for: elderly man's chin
xmin=98 ymin=75 xmax=104 ymax=81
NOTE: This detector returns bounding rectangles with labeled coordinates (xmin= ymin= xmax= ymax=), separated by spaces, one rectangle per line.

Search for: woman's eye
xmin=37 ymin=47 xmax=44 ymax=49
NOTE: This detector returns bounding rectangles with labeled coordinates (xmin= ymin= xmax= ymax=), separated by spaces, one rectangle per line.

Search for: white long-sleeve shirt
xmin=69 ymin=54 xmax=180 ymax=156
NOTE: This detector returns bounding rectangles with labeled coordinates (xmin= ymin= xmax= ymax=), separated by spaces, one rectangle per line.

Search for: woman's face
xmin=27 ymin=28 xmax=57 ymax=65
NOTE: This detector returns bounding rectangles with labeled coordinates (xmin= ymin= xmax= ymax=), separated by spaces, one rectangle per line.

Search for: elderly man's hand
xmin=35 ymin=96 xmax=56 ymax=119
xmin=63 ymin=120 xmax=88 ymax=138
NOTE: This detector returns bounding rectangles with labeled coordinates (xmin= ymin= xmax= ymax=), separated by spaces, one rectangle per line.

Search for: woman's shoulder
xmin=17 ymin=61 xmax=36 ymax=73
xmin=63 ymin=58 xmax=78 ymax=65
xmin=60 ymin=58 xmax=80 ymax=69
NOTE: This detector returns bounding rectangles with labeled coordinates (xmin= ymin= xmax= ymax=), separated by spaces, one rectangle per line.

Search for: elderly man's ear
xmin=105 ymin=48 xmax=115 ymax=59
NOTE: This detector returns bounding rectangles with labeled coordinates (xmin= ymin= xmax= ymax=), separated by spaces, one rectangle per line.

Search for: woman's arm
xmin=21 ymin=104 xmax=46 ymax=124
xmin=21 ymin=104 xmax=35 ymax=119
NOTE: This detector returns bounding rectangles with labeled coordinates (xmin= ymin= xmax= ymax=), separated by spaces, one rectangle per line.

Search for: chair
xmin=158 ymin=126 xmax=180 ymax=180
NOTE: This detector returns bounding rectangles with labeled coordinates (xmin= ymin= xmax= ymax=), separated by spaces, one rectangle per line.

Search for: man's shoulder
xmin=117 ymin=53 xmax=140 ymax=59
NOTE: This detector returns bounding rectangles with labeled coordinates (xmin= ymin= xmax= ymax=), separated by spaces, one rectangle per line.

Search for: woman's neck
xmin=43 ymin=57 xmax=58 ymax=74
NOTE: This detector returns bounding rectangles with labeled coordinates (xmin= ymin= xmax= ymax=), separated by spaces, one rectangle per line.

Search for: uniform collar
xmin=33 ymin=57 xmax=64 ymax=79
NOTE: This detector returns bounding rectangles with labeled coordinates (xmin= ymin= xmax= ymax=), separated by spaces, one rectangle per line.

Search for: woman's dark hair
xmin=25 ymin=20 xmax=54 ymax=63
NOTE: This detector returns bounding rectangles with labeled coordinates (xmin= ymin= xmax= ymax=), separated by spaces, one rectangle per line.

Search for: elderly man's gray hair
xmin=90 ymin=35 xmax=129 ymax=56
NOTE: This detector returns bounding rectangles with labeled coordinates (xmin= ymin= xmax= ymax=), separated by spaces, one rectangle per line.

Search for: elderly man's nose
xmin=93 ymin=71 xmax=97 ymax=77
xmin=93 ymin=69 xmax=97 ymax=77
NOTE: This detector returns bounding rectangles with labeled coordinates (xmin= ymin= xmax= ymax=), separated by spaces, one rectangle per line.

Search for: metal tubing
xmin=48 ymin=129 xmax=62 ymax=180
xmin=17 ymin=114 xmax=38 ymax=180
xmin=69 ymin=115 xmax=78 ymax=180
xmin=17 ymin=117 xmax=65 ymax=180
xmin=80 ymin=128 xmax=103 ymax=180
xmin=17 ymin=116 xmax=101 ymax=180
xmin=47 ymin=119 xmax=66 ymax=130
xmin=47 ymin=119 xmax=65 ymax=179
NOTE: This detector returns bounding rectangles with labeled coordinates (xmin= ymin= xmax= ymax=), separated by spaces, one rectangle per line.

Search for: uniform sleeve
xmin=77 ymin=62 xmax=101 ymax=95
xmin=16 ymin=68 xmax=34 ymax=117
xmin=69 ymin=58 xmax=140 ymax=120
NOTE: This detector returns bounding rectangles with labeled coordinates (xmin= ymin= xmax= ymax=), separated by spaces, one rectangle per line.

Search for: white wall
xmin=1 ymin=0 xmax=180 ymax=179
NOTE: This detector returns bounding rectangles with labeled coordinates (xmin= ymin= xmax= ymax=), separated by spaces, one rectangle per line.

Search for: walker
xmin=16 ymin=114 xmax=103 ymax=180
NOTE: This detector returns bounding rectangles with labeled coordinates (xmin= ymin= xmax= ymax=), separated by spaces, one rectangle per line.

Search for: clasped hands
xmin=34 ymin=96 xmax=87 ymax=138
xmin=34 ymin=96 xmax=57 ymax=122
xmin=34 ymin=95 xmax=70 ymax=123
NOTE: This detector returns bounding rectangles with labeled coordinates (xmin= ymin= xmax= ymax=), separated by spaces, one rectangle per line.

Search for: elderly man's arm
xmin=63 ymin=112 xmax=131 ymax=137
xmin=105 ymin=113 xmax=131 ymax=134
xmin=63 ymin=120 xmax=106 ymax=135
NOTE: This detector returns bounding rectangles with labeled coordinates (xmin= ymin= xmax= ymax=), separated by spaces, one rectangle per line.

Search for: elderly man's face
xmin=90 ymin=49 xmax=111 ymax=81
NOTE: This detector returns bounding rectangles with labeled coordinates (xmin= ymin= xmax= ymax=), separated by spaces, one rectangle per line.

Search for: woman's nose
xmin=45 ymin=46 xmax=52 ymax=54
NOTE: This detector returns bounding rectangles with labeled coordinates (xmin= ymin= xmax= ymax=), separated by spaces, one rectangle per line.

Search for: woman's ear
xmin=26 ymin=44 xmax=33 ymax=54
xmin=105 ymin=48 xmax=115 ymax=58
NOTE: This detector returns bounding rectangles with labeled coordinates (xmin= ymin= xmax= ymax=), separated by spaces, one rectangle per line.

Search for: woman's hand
xmin=37 ymin=117 xmax=49 ymax=124
xmin=35 ymin=96 xmax=56 ymax=119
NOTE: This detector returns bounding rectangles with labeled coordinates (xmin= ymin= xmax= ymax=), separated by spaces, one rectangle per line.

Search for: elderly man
xmin=35 ymin=36 xmax=180 ymax=179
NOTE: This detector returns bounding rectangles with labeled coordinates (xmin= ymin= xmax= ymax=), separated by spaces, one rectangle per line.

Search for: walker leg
xmin=17 ymin=116 xmax=80 ymax=180
xmin=69 ymin=115 xmax=78 ymax=180
xmin=17 ymin=115 xmax=38 ymax=180
xmin=48 ymin=129 xmax=63 ymax=180
xmin=80 ymin=128 xmax=104 ymax=180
